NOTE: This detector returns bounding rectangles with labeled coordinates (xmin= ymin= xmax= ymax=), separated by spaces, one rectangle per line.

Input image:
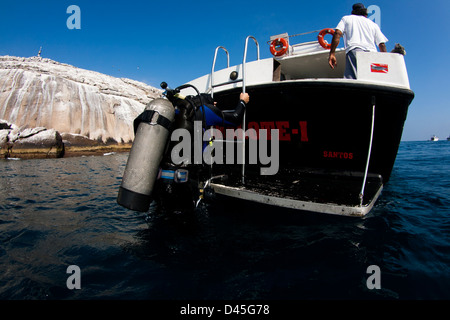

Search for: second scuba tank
xmin=117 ymin=98 xmax=175 ymax=212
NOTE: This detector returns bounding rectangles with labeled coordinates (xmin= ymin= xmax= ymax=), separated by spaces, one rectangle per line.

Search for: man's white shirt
xmin=336 ymin=15 xmax=388 ymax=53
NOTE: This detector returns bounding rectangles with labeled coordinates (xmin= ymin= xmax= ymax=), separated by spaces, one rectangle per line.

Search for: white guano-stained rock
xmin=0 ymin=55 xmax=162 ymax=144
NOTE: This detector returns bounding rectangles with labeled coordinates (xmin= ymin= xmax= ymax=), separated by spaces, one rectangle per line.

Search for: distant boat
xmin=431 ymin=135 xmax=439 ymax=141
xmin=447 ymin=135 xmax=450 ymax=141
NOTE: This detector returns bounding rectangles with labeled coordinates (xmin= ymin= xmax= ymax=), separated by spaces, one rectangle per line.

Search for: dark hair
xmin=352 ymin=8 xmax=368 ymax=17
xmin=352 ymin=3 xmax=368 ymax=17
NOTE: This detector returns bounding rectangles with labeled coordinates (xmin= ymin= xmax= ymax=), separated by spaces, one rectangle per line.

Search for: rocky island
xmin=0 ymin=55 xmax=162 ymax=159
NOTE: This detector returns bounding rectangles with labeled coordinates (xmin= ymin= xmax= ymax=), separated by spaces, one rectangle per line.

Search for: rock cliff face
xmin=0 ymin=120 xmax=64 ymax=158
xmin=0 ymin=55 xmax=162 ymax=146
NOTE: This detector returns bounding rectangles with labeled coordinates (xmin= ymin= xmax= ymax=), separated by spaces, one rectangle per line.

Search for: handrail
xmin=359 ymin=96 xmax=376 ymax=206
xmin=210 ymin=46 xmax=230 ymax=98
xmin=242 ymin=36 xmax=260 ymax=94
xmin=266 ymin=29 xmax=324 ymax=45
xmin=241 ymin=36 xmax=260 ymax=184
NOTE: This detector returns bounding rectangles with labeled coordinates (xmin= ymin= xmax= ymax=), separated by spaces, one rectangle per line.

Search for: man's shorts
xmin=344 ymin=48 xmax=367 ymax=79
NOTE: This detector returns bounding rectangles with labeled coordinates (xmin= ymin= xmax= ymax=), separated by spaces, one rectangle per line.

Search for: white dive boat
xmin=431 ymin=135 xmax=439 ymax=141
xmin=118 ymin=30 xmax=414 ymax=217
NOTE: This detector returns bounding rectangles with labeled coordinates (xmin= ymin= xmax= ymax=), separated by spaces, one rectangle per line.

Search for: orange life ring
xmin=270 ymin=38 xmax=289 ymax=56
xmin=317 ymin=28 xmax=335 ymax=49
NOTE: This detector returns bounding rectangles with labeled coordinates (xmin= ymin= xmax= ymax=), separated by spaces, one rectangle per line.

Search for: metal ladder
xmin=209 ymin=36 xmax=260 ymax=184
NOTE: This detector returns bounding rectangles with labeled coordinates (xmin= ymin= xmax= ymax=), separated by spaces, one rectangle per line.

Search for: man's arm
xmin=378 ymin=43 xmax=387 ymax=52
xmin=328 ymin=30 xmax=343 ymax=69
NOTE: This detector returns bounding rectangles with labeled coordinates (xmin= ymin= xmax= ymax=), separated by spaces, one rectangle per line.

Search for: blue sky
xmin=1 ymin=0 xmax=449 ymax=141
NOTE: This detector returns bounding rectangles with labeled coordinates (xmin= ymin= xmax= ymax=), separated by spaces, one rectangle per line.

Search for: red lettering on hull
xmin=299 ymin=121 xmax=308 ymax=142
xmin=323 ymin=151 xmax=354 ymax=160
xmin=214 ymin=120 xmax=309 ymax=142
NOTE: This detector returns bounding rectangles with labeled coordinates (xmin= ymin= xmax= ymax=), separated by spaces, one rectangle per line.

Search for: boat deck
xmin=210 ymin=170 xmax=383 ymax=217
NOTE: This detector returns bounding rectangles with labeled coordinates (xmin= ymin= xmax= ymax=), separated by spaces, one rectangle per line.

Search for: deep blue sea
xmin=0 ymin=141 xmax=449 ymax=302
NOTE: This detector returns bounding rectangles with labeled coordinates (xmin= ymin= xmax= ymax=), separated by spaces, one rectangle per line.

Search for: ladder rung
xmin=211 ymin=79 xmax=242 ymax=89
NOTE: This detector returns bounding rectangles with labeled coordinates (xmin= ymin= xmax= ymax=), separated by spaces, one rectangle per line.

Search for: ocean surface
xmin=0 ymin=141 xmax=449 ymax=301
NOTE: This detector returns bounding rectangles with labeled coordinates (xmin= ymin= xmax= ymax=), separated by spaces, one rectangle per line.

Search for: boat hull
xmin=207 ymin=80 xmax=414 ymax=215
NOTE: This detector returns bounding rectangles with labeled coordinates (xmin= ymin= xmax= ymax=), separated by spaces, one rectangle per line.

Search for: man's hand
xmin=240 ymin=92 xmax=250 ymax=104
xmin=328 ymin=53 xmax=337 ymax=69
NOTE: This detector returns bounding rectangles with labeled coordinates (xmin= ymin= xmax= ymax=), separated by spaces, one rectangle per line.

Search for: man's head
xmin=351 ymin=3 xmax=368 ymax=17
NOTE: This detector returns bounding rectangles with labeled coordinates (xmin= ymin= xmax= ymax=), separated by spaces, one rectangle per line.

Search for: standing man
xmin=328 ymin=3 xmax=388 ymax=79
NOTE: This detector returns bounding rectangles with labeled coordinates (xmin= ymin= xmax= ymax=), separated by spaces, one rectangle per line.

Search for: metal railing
xmin=241 ymin=36 xmax=260 ymax=184
xmin=359 ymin=96 xmax=376 ymax=206
xmin=210 ymin=46 xmax=230 ymax=99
